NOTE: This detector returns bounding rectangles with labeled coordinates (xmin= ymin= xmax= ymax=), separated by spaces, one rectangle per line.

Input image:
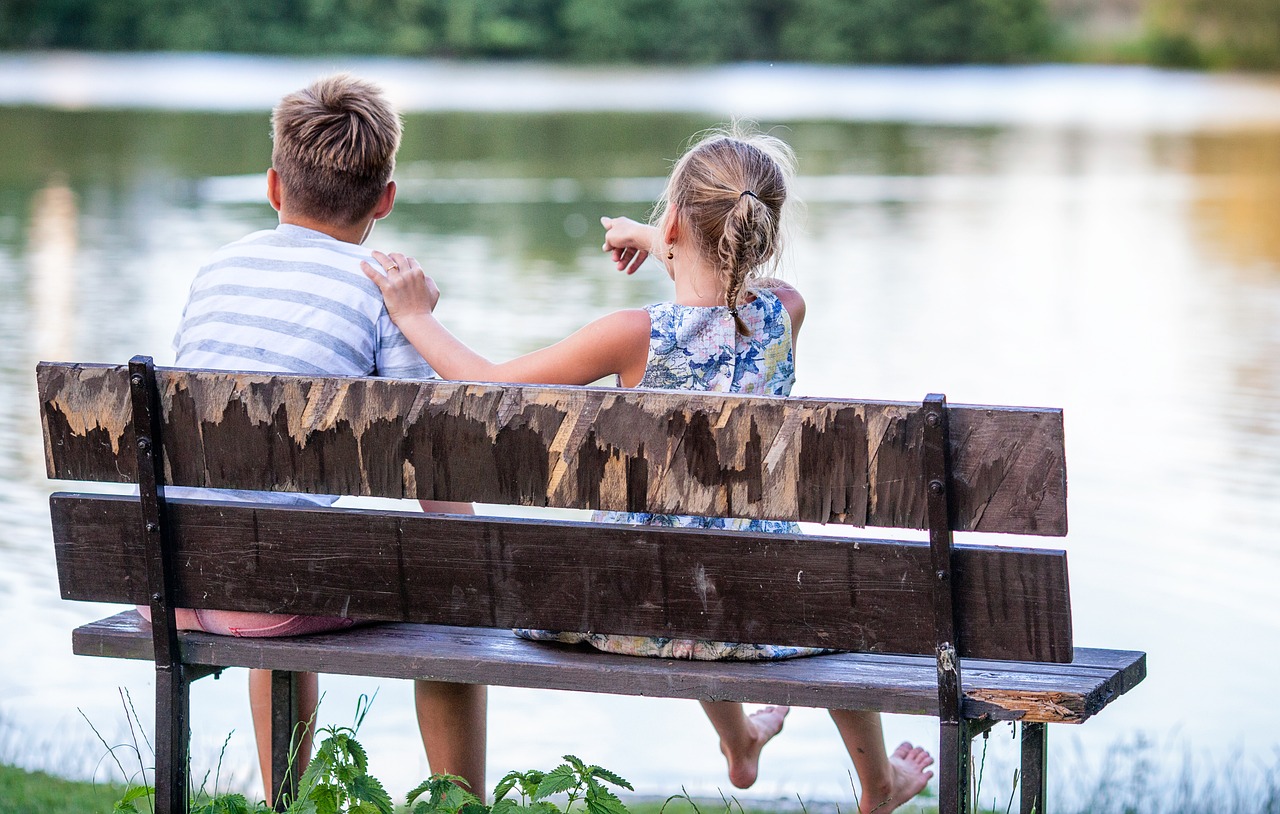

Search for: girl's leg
xmin=415 ymin=681 xmax=487 ymax=799
xmin=249 ymin=669 xmax=320 ymax=806
xmin=699 ymin=701 xmax=789 ymax=789
xmin=828 ymin=709 xmax=934 ymax=814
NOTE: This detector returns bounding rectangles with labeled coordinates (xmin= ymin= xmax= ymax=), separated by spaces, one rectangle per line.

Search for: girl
xmin=363 ymin=127 xmax=933 ymax=813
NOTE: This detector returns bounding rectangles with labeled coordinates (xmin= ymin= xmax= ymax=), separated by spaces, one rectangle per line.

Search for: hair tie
xmin=739 ymin=190 xmax=759 ymax=201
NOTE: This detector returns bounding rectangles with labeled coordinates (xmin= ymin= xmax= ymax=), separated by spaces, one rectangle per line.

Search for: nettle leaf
xmin=351 ymin=774 xmax=394 ymax=814
xmin=490 ymin=798 xmax=520 ymax=814
xmin=287 ymin=797 xmax=318 ymax=814
xmin=114 ymin=802 xmax=140 ymax=814
xmin=532 ymin=765 xmax=577 ymax=801
xmin=588 ymin=767 xmax=633 ymax=791
xmin=585 ymin=790 xmax=630 ymax=814
xmin=317 ymin=794 xmax=341 ymax=814
xmin=562 ymin=756 xmax=588 ymax=775
xmin=493 ymin=772 xmax=522 ymax=801
xmin=459 ymin=801 xmax=491 ymax=814
xmin=214 ymin=793 xmax=251 ymax=813
xmin=406 ymin=778 xmax=435 ymax=807
xmin=346 ymin=736 xmax=370 ymax=773
xmin=337 ymin=761 xmax=362 ymax=785
xmin=523 ymin=770 xmax=547 ymax=787
xmin=446 ymin=782 xmax=482 ymax=811
xmin=121 ymin=786 xmax=154 ymax=804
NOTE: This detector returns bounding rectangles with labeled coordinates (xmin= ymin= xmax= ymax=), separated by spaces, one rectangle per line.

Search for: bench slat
xmin=52 ymin=493 xmax=1074 ymax=662
xmin=72 ymin=611 xmax=1140 ymax=725
xmin=38 ymin=363 xmax=1067 ymax=535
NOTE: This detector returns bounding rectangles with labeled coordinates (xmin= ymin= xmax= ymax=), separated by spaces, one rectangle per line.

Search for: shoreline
xmin=1 ymin=52 xmax=1279 ymax=131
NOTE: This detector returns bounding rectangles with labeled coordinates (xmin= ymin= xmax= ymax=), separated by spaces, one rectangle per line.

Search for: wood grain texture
xmin=38 ymin=363 xmax=1068 ymax=535
xmin=72 ymin=612 xmax=1143 ymax=724
xmin=52 ymin=493 xmax=1074 ymax=662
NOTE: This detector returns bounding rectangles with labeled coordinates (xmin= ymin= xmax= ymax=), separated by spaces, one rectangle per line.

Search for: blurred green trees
xmin=5 ymin=0 xmax=1276 ymax=69
xmin=0 ymin=0 xmax=1051 ymax=63
xmin=1144 ymin=0 xmax=1280 ymax=69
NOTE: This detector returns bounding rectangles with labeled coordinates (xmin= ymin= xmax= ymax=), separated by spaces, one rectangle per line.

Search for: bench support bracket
xmin=924 ymin=394 xmax=971 ymax=814
xmin=130 ymin=355 xmax=189 ymax=814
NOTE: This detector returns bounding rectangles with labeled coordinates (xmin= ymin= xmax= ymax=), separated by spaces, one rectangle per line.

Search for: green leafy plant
xmin=409 ymin=754 xmax=634 ymax=814
xmin=286 ymin=695 xmax=392 ymax=814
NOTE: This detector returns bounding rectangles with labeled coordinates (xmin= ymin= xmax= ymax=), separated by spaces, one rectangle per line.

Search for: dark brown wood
xmin=1021 ymin=722 xmax=1048 ymax=814
xmin=72 ymin=612 xmax=1144 ymax=725
xmin=128 ymin=357 xmax=180 ymax=670
xmin=51 ymin=493 xmax=1075 ymax=662
xmin=938 ymin=720 xmax=972 ymax=814
xmin=154 ymin=665 xmax=190 ymax=814
xmin=37 ymin=363 xmax=1068 ymax=535
xmin=128 ymin=356 xmax=189 ymax=814
xmin=271 ymin=671 xmax=300 ymax=811
xmin=923 ymin=394 xmax=970 ymax=814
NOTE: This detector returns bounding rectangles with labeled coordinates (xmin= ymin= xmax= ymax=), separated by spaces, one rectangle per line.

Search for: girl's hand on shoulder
xmin=361 ymin=250 xmax=439 ymax=325
xmin=601 ymin=216 xmax=655 ymax=275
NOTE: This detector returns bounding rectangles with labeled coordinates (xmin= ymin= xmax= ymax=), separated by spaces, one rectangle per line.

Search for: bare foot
xmin=719 ymin=705 xmax=790 ymax=789
xmin=859 ymin=742 xmax=934 ymax=814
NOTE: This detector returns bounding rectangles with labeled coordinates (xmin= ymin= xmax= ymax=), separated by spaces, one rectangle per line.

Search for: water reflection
xmin=27 ymin=178 xmax=78 ymax=364
xmin=0 ymin=98 xmax=1278 ymax=801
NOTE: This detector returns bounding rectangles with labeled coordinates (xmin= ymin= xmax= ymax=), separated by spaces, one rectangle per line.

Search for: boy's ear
xmin=266 ymin=168 xmax=283 ymax=212
xmin=371 ymin=181 xmax=396 ymax=221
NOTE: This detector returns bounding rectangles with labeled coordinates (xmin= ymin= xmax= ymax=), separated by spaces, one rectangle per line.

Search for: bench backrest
xmin=39 ymin=361 xmax=1072 ymax=662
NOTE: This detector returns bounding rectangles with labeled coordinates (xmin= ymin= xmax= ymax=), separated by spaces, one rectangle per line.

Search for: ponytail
xmin=654 ymin=124 xmax=796 ymax=336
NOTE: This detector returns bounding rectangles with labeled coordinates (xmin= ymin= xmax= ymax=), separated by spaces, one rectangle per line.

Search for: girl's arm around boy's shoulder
xmin=754 ymin=278 xmax=806 ymax=336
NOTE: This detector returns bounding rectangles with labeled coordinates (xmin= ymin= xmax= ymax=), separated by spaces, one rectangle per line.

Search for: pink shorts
xmin=137 ymin=606 xmax=356 ymax=638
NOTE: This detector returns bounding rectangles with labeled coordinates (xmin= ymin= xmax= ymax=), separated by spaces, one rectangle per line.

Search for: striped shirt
xmin=174 ymin=223 xmax=434 ymax=379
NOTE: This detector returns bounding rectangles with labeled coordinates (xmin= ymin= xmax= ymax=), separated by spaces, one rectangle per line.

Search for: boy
xmin=169 ymin=73 xmax=485 ymax=804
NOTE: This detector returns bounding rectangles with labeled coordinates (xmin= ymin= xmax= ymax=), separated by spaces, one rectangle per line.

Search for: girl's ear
xmin=662 ymin=206 xmax=681 ymax=246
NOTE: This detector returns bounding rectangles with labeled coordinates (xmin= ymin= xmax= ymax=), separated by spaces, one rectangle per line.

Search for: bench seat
xmin=75 ymin=611 xmax=1144 ymax=725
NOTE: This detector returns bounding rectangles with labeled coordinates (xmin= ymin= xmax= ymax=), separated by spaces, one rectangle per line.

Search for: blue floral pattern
xmin=516 ymin=289 xmax=831 ymax=661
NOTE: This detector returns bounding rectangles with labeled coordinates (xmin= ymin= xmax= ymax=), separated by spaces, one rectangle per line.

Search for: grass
xmin=0 ymin=764 xmax=127 ymax=814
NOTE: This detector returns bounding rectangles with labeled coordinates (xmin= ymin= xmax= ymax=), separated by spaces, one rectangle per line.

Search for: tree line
xmin=2 ymin=0 xmax=1051 ymax=64
xmin=4 ymin=0 xmax=1276 ymax=69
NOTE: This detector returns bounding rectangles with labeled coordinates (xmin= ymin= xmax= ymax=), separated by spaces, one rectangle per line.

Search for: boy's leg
xmin=415 ymin=680 xmax=487 ymax=798
xmin=249 ymin=669 xmax=319 ymax=806
xmin=828 ymin=709 xmax=934 ymax=814
xmin=699 ymin=701 xmax=789 ymax=789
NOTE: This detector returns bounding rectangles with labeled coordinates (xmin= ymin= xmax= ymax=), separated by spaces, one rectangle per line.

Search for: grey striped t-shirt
xmin=173 ymin=223 xmax=434 ymax=380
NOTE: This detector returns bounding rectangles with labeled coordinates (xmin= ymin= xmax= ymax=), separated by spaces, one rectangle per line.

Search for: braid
xmin=721 ymin=191 xmax=768 ymax=335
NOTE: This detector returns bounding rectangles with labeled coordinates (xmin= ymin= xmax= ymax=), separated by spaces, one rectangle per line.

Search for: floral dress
xmin=516 ymin=288 xmax=830 ymax=661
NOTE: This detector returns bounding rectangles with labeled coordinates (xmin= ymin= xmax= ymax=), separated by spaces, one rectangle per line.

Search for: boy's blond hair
xmin=271 ymin=74 xmax=402 ymax=226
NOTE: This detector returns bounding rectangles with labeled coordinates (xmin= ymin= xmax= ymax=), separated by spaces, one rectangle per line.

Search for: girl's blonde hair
xmin=653 ymin=124 xmax=796 ymax=334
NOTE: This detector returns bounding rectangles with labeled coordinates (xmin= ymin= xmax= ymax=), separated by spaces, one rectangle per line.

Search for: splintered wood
xmin=38 ymin=363 xmax=1067 ymax=534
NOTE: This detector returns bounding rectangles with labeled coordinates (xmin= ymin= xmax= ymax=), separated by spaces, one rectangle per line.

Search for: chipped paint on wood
xmin=38 ymin=363 xmax=1068 ymax=534
xmin=966 ymin=689 xmax=1088 ymax=723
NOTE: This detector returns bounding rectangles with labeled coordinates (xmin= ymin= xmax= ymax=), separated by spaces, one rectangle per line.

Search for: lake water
xmin=1 ymin=55 xmax=1279 ymax=808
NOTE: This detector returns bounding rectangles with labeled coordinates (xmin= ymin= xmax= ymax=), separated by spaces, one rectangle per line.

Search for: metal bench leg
xmin=154 ymin=664 xmax=191 ymax=814
xmin=271 ymin=670 xmax=301 ymax=811
xmin=938 ymin=719 xmax=973 ymax=814
xmin=1021 ymin=722 xmax=1048 ymax=814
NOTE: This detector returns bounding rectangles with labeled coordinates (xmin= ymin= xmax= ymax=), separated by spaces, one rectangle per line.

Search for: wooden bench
xmin=39 ymin=357 xmax=1145 ymax=814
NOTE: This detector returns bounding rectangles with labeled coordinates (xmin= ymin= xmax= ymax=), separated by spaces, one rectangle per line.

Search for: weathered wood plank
xmin=38 ymin=363 xmax=1068 ymax=535
xmin=72 ymin=612 xmax=1140 ymax=724
xmin=52 ymin=493 xmax=1074 ymax=662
